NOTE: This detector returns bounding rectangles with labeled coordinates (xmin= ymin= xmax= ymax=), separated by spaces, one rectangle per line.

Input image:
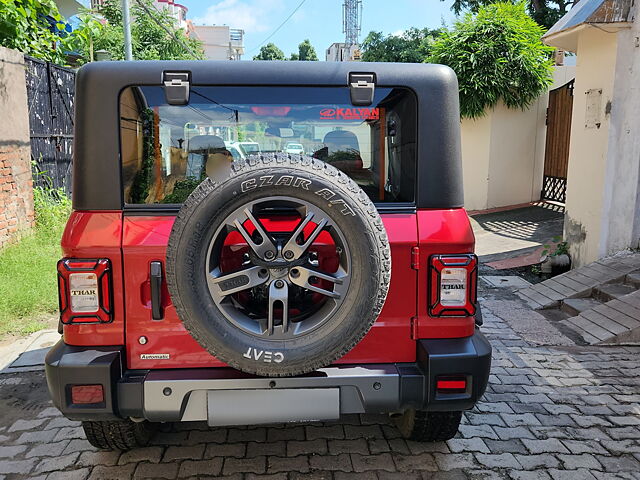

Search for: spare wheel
xmin=166 ymin=153 xmax=391 ymax=377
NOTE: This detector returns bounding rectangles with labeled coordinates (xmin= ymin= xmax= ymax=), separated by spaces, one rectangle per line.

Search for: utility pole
xmin=122 ymin=0 xmax=133 ymax=60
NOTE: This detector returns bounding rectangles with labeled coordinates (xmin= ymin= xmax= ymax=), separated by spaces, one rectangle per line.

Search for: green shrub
xmin=429 ymin=2 xmax=554 ymax=119
xmin=0 ymin=186 xmax=71 ymax=337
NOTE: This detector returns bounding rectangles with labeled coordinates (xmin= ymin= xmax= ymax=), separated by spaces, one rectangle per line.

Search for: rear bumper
xmin=45 ymin=329 xmax=491 ymax=423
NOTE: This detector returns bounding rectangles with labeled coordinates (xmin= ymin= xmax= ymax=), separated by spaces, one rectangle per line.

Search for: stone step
xmin=593 ymin=282 xmax=638 ymax=303
xmin=561 ymin=297 xmax=602 ymax=316
xmin=625 ymin=272 xmax=640 ymax=288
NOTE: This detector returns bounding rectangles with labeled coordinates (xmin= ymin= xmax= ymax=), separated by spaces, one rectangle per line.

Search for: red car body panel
xmin=60 ymin=208 xmax=476 ymax=366
xmin=415 ymin=209 xmax=476 ymax=338
xmin=61 ymin=211 xmax=125 ymax=346
xmin=120 ymin=213 xmax=418 ymax=370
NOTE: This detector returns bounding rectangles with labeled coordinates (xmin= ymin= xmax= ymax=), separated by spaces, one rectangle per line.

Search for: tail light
xmin=429 ymin=254 xmax=477 ymax=317
xmin=57 ymin=258 xmax=113 ymax=324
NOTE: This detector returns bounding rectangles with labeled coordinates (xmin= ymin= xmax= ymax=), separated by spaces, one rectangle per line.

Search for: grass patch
xmin=0 ymin=186 xmax=70 ymax=337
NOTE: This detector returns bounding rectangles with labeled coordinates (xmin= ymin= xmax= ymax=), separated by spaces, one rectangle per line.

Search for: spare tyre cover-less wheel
xmin=166 ymin=154 xmax=391 ymax=377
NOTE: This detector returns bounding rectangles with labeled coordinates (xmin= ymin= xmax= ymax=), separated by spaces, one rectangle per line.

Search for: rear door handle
xmin=150 ymin=261 xmax=164 ymax=320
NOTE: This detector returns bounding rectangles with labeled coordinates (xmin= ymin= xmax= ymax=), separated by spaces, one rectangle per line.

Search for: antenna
xmin=342 ymin=0 xmax=362 ymax=47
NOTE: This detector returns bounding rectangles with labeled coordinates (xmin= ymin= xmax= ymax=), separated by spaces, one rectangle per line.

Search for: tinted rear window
xmin=120 ymin=86 xmax=417 ymax=205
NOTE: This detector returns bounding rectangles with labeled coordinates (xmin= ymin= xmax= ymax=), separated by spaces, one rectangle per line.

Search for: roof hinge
xmin=349 ymin=72 xmax=375 ymax=106
xmin=411 ymin=246 xmax=420 ymax=270
xmin=163 ymin=71 xmax=190 ymax=105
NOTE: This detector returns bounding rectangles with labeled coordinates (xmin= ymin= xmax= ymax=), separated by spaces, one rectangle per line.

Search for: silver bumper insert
xmin=143 ymin=364 xmax=402 ymax=423
xmin=207 ymin=388 xmax=339 ymax=426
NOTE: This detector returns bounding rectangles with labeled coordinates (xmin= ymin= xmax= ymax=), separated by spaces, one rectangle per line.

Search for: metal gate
xmin=542 ymin=80 xmax=574 ymax=204
xmin=24 ymin=56 xmax=75 ymax=193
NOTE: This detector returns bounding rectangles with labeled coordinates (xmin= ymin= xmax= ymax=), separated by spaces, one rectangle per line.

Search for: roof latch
xmin=349 ymin=73 xmax=375 ymax=106
xmin=163 ymin=71 xmax=190 ymax=105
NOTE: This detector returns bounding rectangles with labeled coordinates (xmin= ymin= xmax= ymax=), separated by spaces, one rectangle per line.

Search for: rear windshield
xmin=120 ymin=86 xmax=417 ymax=205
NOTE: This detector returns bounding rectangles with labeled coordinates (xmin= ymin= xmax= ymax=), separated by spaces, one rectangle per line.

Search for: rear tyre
xmin=394 ymin=410 xmax=462 ymax=442
xmin=82 ymin=420 xmax=157 ymax=450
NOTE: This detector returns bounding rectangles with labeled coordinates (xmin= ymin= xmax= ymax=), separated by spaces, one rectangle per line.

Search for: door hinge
xmin=163 ymin=71 xmax=190 ymax=105
xmin=410 ymin=316 xmax=419 ymax=339
xmin=411 ymin=246 xmax=420 ymax=270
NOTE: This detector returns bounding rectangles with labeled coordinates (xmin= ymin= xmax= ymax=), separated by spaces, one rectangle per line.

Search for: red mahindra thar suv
xmin=45 ymin=61 xmax=491 ymax=450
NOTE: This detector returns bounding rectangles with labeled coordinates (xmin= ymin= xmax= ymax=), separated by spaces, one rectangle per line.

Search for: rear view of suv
xmin=45 ymin=61 xmax=491 ymax=450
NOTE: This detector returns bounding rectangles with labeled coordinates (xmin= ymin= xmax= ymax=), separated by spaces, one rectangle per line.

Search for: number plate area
xmin=206 ymin=388 xmax=340 ymax=426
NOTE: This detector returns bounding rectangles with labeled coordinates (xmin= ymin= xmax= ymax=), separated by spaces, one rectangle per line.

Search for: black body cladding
xmin=72 ymin=61 xmax=463 ymax=210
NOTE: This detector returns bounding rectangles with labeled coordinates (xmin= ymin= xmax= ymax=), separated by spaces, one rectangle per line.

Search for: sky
xmin=183 ymin=0 xmax=458 ymax=59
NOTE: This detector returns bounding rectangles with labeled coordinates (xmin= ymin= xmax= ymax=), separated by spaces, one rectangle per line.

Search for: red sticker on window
xmin=319 ymin=108 xmax=379 ymax=120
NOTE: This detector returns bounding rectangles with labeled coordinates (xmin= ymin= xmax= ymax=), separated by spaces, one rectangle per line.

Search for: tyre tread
xmin=81 ymin=420 xmax=155 ymax=450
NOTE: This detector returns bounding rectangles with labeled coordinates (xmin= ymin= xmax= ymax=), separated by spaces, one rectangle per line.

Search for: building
xmin=325 ymin=43 xmax=360 ymax=62
xmin=188 ymin=25 xmax=245 ymax=61
xmin=90 ymin=0 xmax=187 ymax=28
xmin=542 ymin=0 xmax=639 ymax=267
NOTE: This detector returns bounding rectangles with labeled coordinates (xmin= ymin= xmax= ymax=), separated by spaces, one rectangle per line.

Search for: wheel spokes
xmin=233 ymin=208 xmax=277 ymax=259
xmin=289 ymin=266 xmax=344 ymax=299
xmin=267 ymin=281 xmax=289 ymax=335
xmin=282 ymin=212 xmax=329 ymax=260
xmin=208 ymin=266 xmax=268 ymax=296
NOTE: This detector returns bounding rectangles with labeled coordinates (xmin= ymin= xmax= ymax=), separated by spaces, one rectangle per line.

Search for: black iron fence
xmin=24 ymin=56 xmax=75 ymax=193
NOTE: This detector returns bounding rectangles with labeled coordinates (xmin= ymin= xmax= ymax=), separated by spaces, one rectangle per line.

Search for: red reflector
xmin=436 ymin=379 xmax=466 ymax=390
xmin=71 ymin=385 xmax=104 ymax=404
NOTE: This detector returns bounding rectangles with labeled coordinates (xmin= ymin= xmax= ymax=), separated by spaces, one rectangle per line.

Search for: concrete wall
xmin=599 ymin=3 xmax=640 ymax=261
xmin=461 ymin=66 xmax=575 ymax=212
xmin=562 ymin=28 xmax=619 ymax=266
xmin=0 ymin=47 xmax=34 ymax=247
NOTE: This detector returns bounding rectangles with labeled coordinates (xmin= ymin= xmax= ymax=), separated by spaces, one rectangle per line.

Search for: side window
xmin=120 ymin=86 xmax=417 ymax=205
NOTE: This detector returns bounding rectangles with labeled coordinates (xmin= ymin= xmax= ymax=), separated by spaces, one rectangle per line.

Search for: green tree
xmin=361 ymin=27 xmax=440 ymax=63
xmin=0 ymin=0 xmax=71 ymax=64
xmin=429 ymin=2 xmax=554 ymax=119
xmin=84 ymin=0 xmax=204 ymax=61
xmin=445 ymin=0 xmax=574 ymax=29
xmin=296 ymin=39 xmax=318 ymax=61
xmin=253 ymin=42 xmax=286 ymax=60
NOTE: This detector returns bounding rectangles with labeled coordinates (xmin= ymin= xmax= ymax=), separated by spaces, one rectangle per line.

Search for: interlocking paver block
xmin=162 ymin=444 xmax=204 ymax=462
xmin=350 ymin=453 xmax=395 ymax=472
xmin=548 ymin=468 xmax=598 ymax=480
xmin=8 ymin=418 xmax=47 ymax=432
xmin=0 ymin=459 xmax=36 ymax=475
xmin=513 ymin=453 xmax=560 ymax=469
xmin=134 ymin=461 xmax=179 ymax=479
xmin=88 ymin=464 xmax=136 ymax=480
xmin=509 ymin=471 xmax=553 ymax=480
xmin=0 ymin=445 xmax=27 ymax=458
xmin=34 ymin=452 xmax=79 ymax=473
xmin=287 ymin=439 xmax=327 ymax=456
xmin=447 ymin=438 xmax=490 ymax=453
xmin=523 ymin=439 xmax=570 ymax=454
xmin=329 ymin=439 xmax=369 ymax=455
xmin=306 ymin=424 xmax=344 ymax=440
xmin=119 ymin=446 xmax=163 ymax=464
xmin=267 ymin=455 xmax=309 ymax=474
xmin=433 ymin=452 xmax=479 ymax=471
xmin=309 ymin=453 xmax=352 ymax=472
xmin=177 ymin=459 xmax=223 ymax=478
xmin=391 ymin=452 xmax=438 ymax=472
xmin=47 ymin=468 xmax=90 ymax=480
xmin=222 ymin=455 xmax=266 ymax=475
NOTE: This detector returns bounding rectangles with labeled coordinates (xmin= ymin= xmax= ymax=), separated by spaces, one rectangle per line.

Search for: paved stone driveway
xmin=1 ymin=294 xmax=639 ymax=479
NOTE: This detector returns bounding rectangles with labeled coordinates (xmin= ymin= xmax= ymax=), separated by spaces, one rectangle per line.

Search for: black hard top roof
xmin=73 ymin=60 xmax=463 ymax=210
